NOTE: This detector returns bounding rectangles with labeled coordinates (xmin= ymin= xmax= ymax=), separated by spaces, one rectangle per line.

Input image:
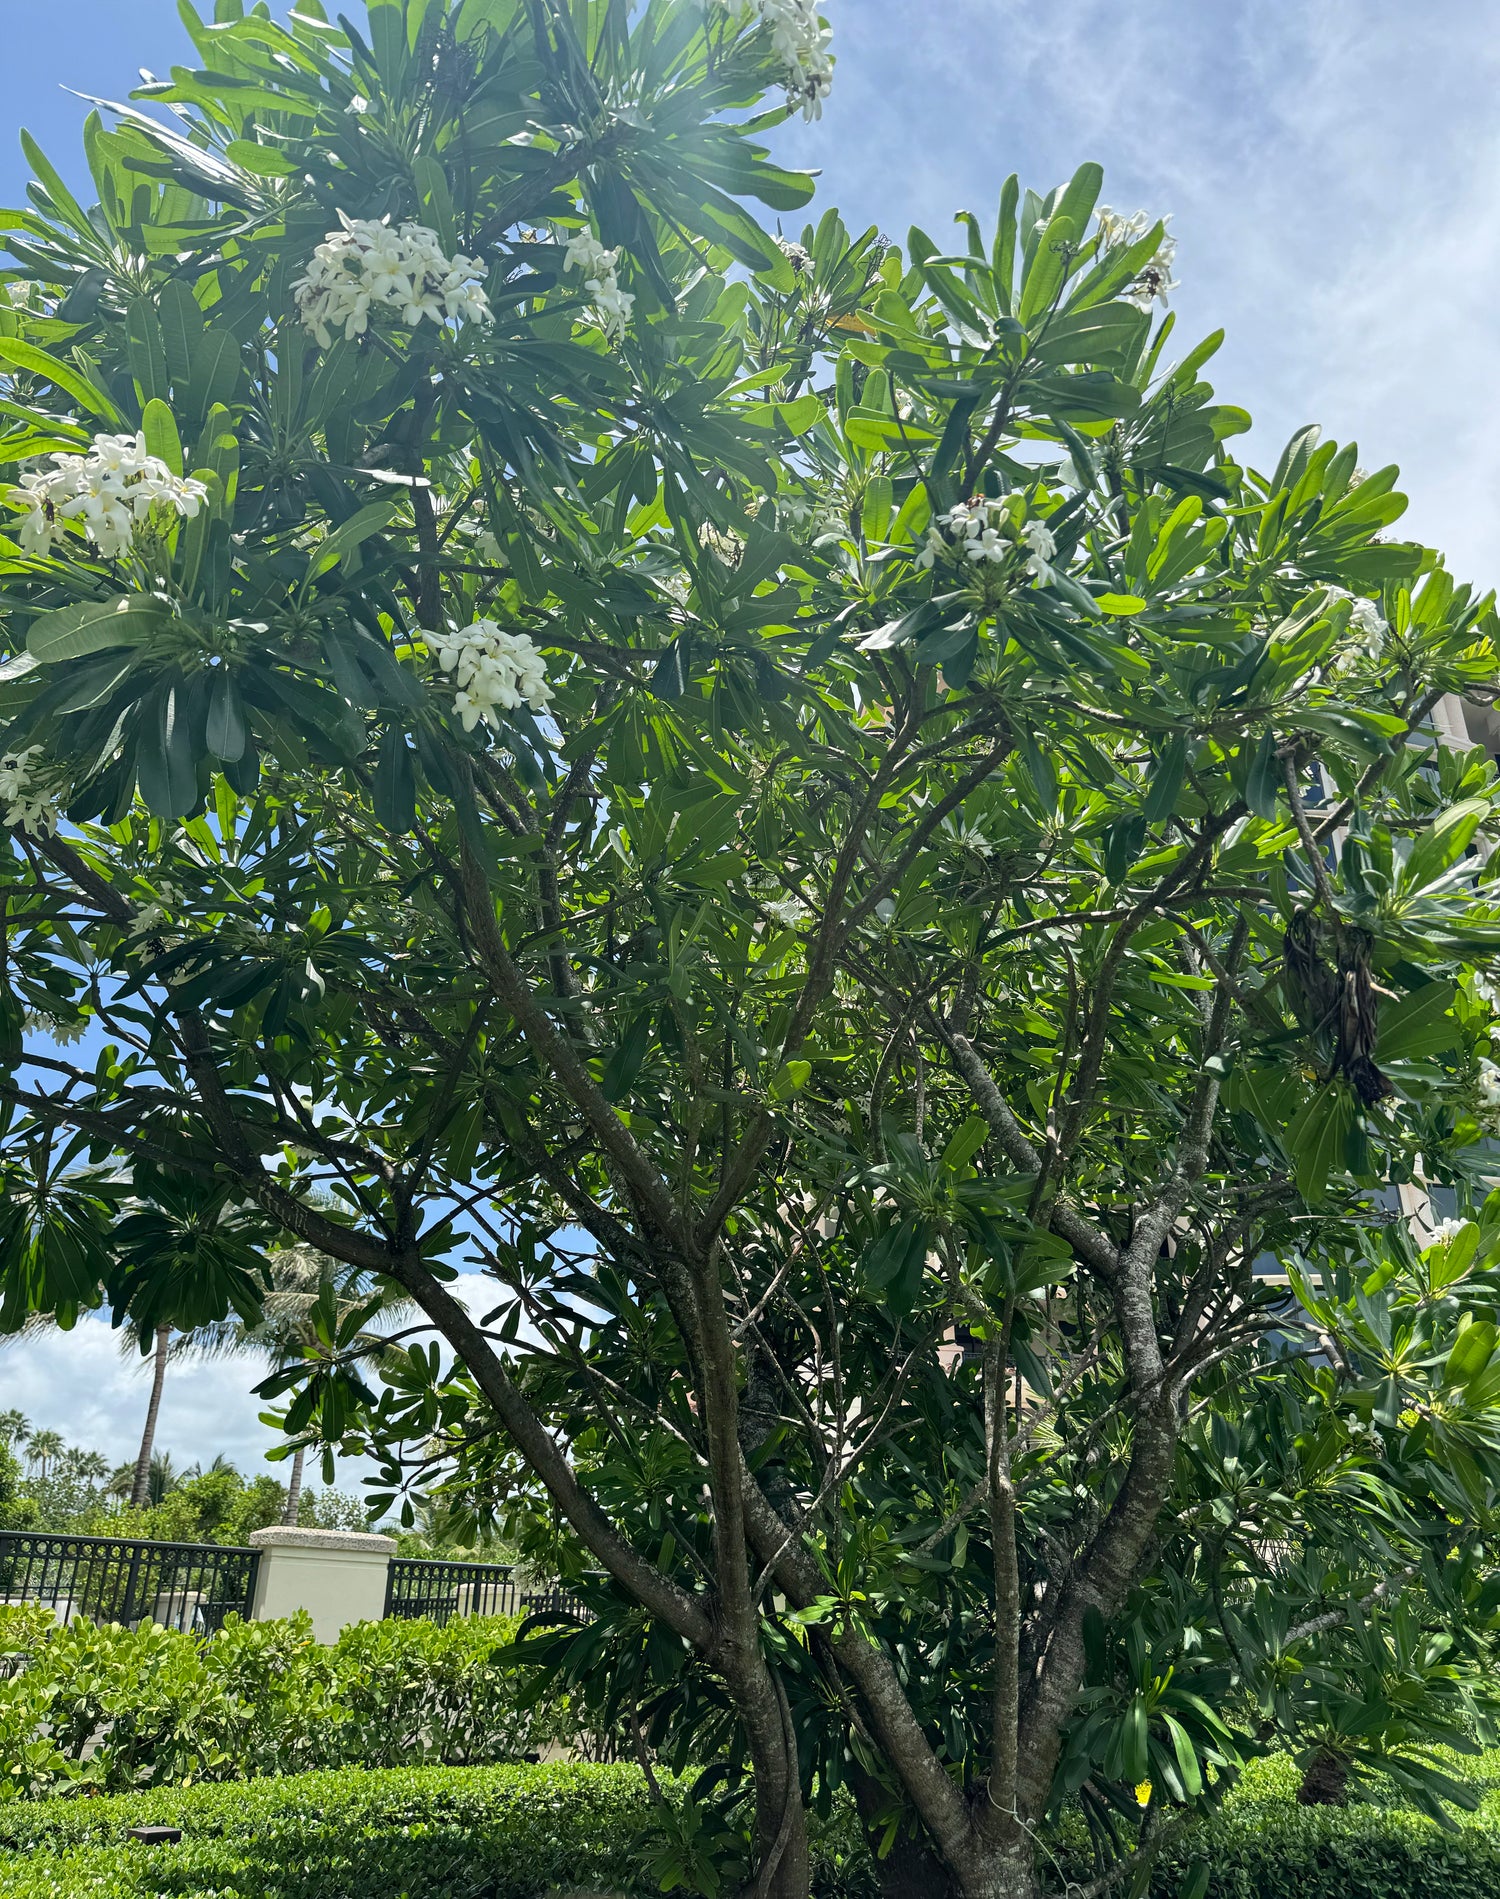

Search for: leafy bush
xmin=5 ymin=1761 xmax=1500 ymax=1899
xmin=0 ymin=1764 xmax=660 ymax=1898
xmin=0 ymin=1608 xmax=582 ymax=1796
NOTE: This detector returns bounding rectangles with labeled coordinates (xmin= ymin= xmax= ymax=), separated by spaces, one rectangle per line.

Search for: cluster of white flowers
xmin=776 ymin=236 xmax=815 ymax=277
xmin=430 ymin=620 xmax=552 ymax=731
xmin=1324 ymin=585 xmax=1389 ymax=663
xmin=917 ymin=499 xmax=1056 ymax=582
xmin=1478 ymin=1056 xmax=1500 ymax=1134
xmin=10 ymin=431 xmax=208 ymax=561
xmin=1095 ymin=205 xmax=1178 ymax=311
xmin=1095 ymin=205 xmax=1152 ymax=249
xmin=698 ymin=521 xmax=746 ymax=565
xmin=0 ymin=746 xmax=59 ymax=834
xmin=1474 ymin=970 xmax=1500 ymax=1011
xmin=23 ymin=1009 xmax=87 ymax=1047
xmin=294 ymin=215 xmax=492 ymax=348
xmin=758 ymin=0 xmax=832 ymax=120
xmin=765 ymin=895 xmax=813 ymax=928
xmin=563 ymin=231 xmax=634 ymax=344
xmin=1425 ymin=1215 xmax=1471 ymax=1248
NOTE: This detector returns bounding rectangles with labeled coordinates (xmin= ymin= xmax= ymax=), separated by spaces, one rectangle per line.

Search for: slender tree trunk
xmin=281 ymin=1444 xmax=305 ymax=1525
xmin=128 ymin=1326 xmax=170 ymax=1511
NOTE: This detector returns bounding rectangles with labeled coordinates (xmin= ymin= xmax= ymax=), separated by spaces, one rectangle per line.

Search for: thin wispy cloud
xmin=785 ymin=0 xmax=1500 ymax=588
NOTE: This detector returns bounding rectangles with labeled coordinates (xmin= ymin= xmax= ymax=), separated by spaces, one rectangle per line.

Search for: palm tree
xmin=24 ymin=1429 xmax=64 ymax=1481
xmin=4 ymin=1187 xmax=270 ymax=1511
xmin=0 ymin=1411 xmax=29 ymax=1450
xmin=126 ymin=1324 xmax=172 ymax=1510
xmin=188 ymin=1245 xmax=412 ymax=1525
xmin=146 ymin=1450 xmax=179 ymax=1508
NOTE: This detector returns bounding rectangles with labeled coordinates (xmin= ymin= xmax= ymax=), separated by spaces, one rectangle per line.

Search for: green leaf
xmin=0 ymin=337 xmax=122 ymax=421
xmin=136 ymin=677 xmax=200 ymax=819
xmin=27 ymin=595 xmax=170 ymax=664
xmin=941 ymin=1112 xmax=989 ymax=1172
xmin=602 ymin=1012 xmax=653 ymax=1102
xmin=1245 ymin=728 xmax=1280 ymax=819
xmin=205 ymin=671 xmax=248 ymax=763
xmin=1178 ymin=1865 xmax=1210 ymax=1899
xmin=1287 ymin=1084 xmax=1356 ymax=1202
xmin=373 ymin=726 xmax=415 ymax=834
xmin=1143 ymin=733 xmax=1186 ymax=824
xmin=1378 ymin=982 xmax=1458 ymax=1062
xmin=305 ymin=501 xmax=398 ymax=584
xmin=769 ymin=1059 xmax=812 ymax=1101
xmin=1096 ymin=593 xmax=1146 ymax=616
xmin=141 ymin=397 xmax=184 ymax=476
xmin=225 ymin=138 xmax=298 ymax=178
xmin=1402 ymin=799 xmax=1489 ymax=894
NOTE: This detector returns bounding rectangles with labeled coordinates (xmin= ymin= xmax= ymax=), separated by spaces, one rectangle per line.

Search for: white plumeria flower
xmin=9 ymin=430 xmax=206 ymax=560
xmin=1095 ymin=205 xmax=1151 ymax=250
xmin=294 ymin=215 xmax=491 ymax=348
xmin=765 ymin=896 xmax=813 ymax=928
xmin=0 ymin=746 xmax=60 ymax=834
xmin=916 ymin=499 xmax=1059 ymax=583
xmin=563 ymin=229 xmax=635 ymax=344
xmin=758 ymin=0 xmax=833 ymax=120
xmin=1124 ymin=234 xmax=1178 ymax=311
xmin=429 ymin=620 xmax=553 ymax=731
xmin=1323 ymin=586 xmax=1389 ymax=672
xmin=23 ymin=1010 xmax=87 ymax=1046
xmin=1022 ymin=517 xmax=1057 ymax=581
xmin=1472 ymin=970 xmax=1500 ymax=1011
xmin=1424 ymin=1216 xmax=1470 ymax=1248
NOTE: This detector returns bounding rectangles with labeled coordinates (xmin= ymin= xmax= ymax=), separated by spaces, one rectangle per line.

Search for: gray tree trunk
xmin=128 ymin=1326 xmax=170 ymax=1511
xmin=281 ymin=1443 xmax=306 ymax=1525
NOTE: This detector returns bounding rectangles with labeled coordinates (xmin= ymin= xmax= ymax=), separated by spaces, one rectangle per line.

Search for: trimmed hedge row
xmin=6 ymin=1761 xmax=1500 ymax=1896
xmin=0 ymin=1605 xmax=583 ymax=1795
xmin=0 ymin=1764 xmax=661 ymax=1898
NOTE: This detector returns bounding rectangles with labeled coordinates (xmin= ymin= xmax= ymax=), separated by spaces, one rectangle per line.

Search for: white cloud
xmin=0 ymin=1275 xmax=510 ymax=1491
xmin=788 ymin=0 xmax=1500 ymax=587
xmin=2 ymin=1315 xmax=284 ymax=1477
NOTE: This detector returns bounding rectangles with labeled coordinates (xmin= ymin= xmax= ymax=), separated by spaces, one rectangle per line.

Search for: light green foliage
xmin=0 ymin=1609 xmax=578 ymax=1797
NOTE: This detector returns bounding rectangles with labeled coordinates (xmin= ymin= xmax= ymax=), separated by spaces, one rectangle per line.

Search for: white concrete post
xmin=247 ymin=1527 xmax=395 ymax=1641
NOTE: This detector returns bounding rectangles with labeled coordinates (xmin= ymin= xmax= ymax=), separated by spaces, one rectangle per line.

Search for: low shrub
xmin=7 ymin=1759 xmax=1500 ymax=1899
xmin=0 ymin=1607 xmax=583 ymax=1797
xmin=0 ymin=1763 xmax=659 ymax=1898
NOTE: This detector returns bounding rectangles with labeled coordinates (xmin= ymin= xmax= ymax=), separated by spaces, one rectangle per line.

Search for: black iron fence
xmin=384 ymin=1557 xmax=585 ymax=1628
xmin=0 ymin=1531 xmax=260 ymax=1635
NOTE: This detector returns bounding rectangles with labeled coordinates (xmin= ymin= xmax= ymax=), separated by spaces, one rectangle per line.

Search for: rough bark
xmin=1298 ymin=1748 xmax=1350 ymax=1806
xmin=281 ymin=1443 xmax=305 ymax=1526
xmin=128 ymin=1326 xmax=170 ymax=1512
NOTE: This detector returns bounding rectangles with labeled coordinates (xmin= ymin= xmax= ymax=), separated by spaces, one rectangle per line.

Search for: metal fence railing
xmin=384 ymin=1557 xmax=586 ymax=1627
xmin=0 ymin=1531 xmax=260 ymax=1635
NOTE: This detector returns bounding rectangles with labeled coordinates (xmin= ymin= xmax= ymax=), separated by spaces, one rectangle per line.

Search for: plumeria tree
xmin=4 ymin=5 xmax=1500 ymax=1898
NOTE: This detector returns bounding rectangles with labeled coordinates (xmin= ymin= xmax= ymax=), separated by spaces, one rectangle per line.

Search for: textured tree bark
xmin=128 ymin=1325 xmax=170 ymax=1512
xmin=847 ymin=1761 xmax=956 ymax=1899
xmin=1297 ymin=1749 xmax=1350 ymax=1806
xmin=281 ymin=1443 xmax=305 ymax=1525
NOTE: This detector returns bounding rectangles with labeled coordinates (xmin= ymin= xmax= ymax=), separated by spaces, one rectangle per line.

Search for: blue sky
xmin=5 ymin=0 xmax=1499 ymax=1478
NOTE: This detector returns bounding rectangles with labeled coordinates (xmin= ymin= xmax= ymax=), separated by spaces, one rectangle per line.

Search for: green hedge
xmin=7 ymin=1762 xmax=1500 ymax=1899
xmin=1146 ymin=1799 xmax=1500 ymax=1899
xmin=0 ymin=1606 xmax=584 ymax=1796
xmin=0 ymin=1763 xmax=658 ymax=1898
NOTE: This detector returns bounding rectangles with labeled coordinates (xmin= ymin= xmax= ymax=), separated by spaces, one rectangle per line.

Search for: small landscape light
xmin=126 ymin=1826 xmax=183 ymax=1845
